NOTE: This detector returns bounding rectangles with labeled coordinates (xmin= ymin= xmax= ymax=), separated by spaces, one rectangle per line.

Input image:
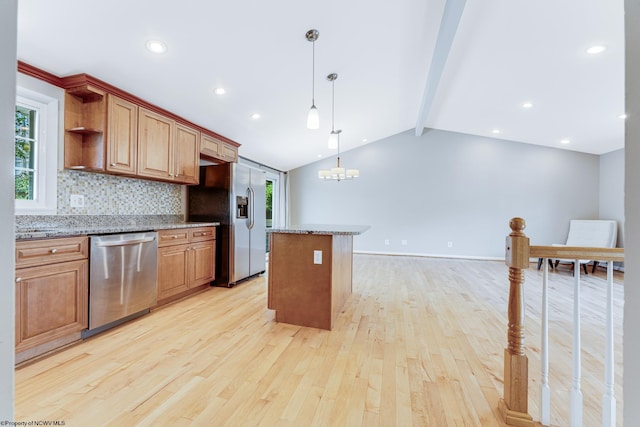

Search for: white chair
xmin=552 ymin=219 xmax=618 ymax=274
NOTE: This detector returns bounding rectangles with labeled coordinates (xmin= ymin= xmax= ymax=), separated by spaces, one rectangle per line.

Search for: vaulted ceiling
xmin=17 ymin=0 xmax=624 ymax=171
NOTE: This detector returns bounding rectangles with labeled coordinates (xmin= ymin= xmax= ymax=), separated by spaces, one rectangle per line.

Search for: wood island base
xmin=267 ymin=230 xmax=359 ymax=330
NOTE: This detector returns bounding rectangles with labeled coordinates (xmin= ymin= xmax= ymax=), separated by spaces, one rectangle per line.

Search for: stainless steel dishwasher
xmin=86 ymin=231 xmax=158 ymax=335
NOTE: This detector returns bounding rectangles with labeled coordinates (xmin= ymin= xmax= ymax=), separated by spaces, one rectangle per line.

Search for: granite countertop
xmin=267 ymin=224 xmax=370 ymax=235
xmin=15 ymin=215 xmax=219 ymax=240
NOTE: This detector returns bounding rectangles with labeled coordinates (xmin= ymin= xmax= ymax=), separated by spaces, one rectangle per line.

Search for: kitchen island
xmin=267 ymin=224 xmax=369 ymax=330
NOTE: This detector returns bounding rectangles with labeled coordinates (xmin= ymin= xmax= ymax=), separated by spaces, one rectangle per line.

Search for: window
xmin=14 ymin=88 xmax=58 ymax=214
xmin=15 ymin=101 xmax=38 ymax=200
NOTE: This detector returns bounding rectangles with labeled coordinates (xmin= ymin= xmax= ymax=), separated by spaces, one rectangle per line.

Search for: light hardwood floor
xmin=14 ymin=255 xmax=624 ymax=426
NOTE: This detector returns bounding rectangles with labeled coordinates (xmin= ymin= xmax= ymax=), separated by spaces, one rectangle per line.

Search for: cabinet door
xmin=174 ymin=124 xmax=200 ymax=185
xmin=200 ymin=134 xmax=221 ymax=158
xmin=157 ymin=243 xmax=190 ymax=300
xmin=189 ymin=240 xmax=216 ymax=287
xmin=15 ymin=260 xmax=88 ymax=353
xmin=138 ymin=108 xmax=175 ymax=180
xmin=107 ymin=95 xmax=138 ymax=174
xmin=221 ymin=142 xmax=238 ymax=162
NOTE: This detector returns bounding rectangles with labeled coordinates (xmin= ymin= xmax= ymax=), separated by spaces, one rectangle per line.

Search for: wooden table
xmin=267 ymin=225 xmax=369 ymax=330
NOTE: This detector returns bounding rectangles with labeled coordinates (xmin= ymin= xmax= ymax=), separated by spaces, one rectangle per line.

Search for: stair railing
xmin=500 ymin=217 xmax=624 ymax=427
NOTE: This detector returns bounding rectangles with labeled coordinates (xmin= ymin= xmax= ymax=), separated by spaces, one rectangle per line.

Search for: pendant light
xmin=328 ymin=73 xmax=339 ymax=149
xmin=318 ymin=73 xmax=360 ymax=181
xmin=306 ymin=29 xmax=320 ymax=129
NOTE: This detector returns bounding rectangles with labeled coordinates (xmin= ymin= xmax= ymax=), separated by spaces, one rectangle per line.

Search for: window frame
xmin=14 ymin=87 xmax=58 ymax=215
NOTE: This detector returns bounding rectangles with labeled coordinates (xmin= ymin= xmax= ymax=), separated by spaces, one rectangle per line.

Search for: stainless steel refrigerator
xmin=187 ymin=163 xmax=266 ymax=287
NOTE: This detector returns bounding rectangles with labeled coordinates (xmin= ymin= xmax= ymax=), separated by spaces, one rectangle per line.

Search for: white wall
xmin=599 ymin=148 xmax=624 ymax=249
xmin=0 ymin=0 xmax=17 ymax=420
xmin=289 ymin=129 xmax=600 ymax=258
xmin=625 ymin=0 xmax=640 ymax=422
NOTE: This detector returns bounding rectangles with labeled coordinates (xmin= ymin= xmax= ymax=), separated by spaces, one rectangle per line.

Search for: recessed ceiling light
xmin=560 ymin=139 xmax=571 ymax=144
xmin=362 ymin=138 xmax=368 ymax=143
xmin=522 ymin=102 xmax=533 ymax=109
xmin=317 ymin=154 xmax=323 ymax=158
xmin=619 ymin=113 xmax=628 ymax=119
xmin=214 ymin=87 xmax=226 ymax=95
xmin=250 ymin=113 xmax=261 ymax=120
xmin=586 ymin=45 xmax=606 ymax=55
xmin=492 ymin=129 xmax=501 ymax=134
xmin=146 ymin=40 xmax=167 ymax=54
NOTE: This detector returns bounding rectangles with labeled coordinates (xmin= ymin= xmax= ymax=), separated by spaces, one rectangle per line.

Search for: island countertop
xmin=267 ymin=224 xmax=370 ymax=236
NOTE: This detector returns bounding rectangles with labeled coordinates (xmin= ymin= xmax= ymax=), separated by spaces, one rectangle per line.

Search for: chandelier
xmin=318 ymin=73 xmax=359 ymax=181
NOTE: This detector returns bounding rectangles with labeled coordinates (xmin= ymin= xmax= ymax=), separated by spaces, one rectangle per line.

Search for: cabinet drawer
xmin=16 ymin=237 xmax=88 ymax=268
xmin=190 ymin=227 xmax=216 ymax=242
xmin=157 ymin=229 xmax=190 ymax=247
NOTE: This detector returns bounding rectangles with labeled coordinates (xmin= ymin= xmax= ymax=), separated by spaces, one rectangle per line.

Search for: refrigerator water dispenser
xmin=236 ymin=196 xmax=248 ymax=219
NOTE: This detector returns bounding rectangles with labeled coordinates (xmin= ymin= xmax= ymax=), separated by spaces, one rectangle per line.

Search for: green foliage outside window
xmin=266 ymin=180 xmax=273 ymax=220
xmin=15 ymin=106 xmax=35 ymax=200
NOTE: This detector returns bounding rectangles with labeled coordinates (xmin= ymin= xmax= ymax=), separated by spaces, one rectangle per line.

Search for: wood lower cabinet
xmin=189 ymin=240 xmax=216 ymax=287
xmin=157 ymin=227 xmax=216 ymax=304
xmin=15 ymin=237 xmax=88 ymax=364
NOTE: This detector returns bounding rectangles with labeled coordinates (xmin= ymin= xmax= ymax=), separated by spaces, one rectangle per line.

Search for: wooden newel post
xmin=499 ymin=217 xmax=534 ymax=426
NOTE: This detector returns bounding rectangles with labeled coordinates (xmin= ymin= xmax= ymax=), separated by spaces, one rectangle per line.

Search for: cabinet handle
xmin=110 ymin=163 xmax=116 ymax=166
xmin=15 ymin=277 xmax=21 ymax=283
xmin=50 ymin=249 xmax=57 ymax=254
xmin=172 ymin=235 xmax=178 ymax=239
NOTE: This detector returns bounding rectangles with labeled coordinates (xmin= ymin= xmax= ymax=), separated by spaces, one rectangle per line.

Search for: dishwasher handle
xmin=94 ymin=236 xmax=156 ymax=247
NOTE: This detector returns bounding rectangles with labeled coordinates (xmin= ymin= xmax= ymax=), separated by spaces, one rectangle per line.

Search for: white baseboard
xmin=354 ymin=250 xmax=504 ymax=261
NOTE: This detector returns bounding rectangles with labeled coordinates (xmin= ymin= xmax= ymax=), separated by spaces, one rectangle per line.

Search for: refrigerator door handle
xmin=248 ymin=186 xmax=255 ymax=230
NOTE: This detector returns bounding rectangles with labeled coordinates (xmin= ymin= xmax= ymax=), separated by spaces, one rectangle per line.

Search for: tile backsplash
xmin=57 ymin=169 xmax=183 ymax=215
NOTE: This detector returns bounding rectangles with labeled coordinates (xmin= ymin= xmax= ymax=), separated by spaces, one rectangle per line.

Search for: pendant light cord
xmin=311 ymin=41 xmax=315 ymax=105
xmin=331 ymin=77 xmax=335 ymax=132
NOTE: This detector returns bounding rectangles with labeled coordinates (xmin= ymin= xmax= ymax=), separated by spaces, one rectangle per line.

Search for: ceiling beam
xmin=415 ymin=0 xmax=467 ymax=136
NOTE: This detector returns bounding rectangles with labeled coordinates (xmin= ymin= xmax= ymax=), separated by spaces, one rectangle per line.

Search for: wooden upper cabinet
xmin=106 ymin=95 xmax=138 ymax=175
xmin=175 ymin=124 xmax=200 ymax=185
xmin=201 ymin=134 xmax=238 ymax=163
xmin=201 ymin=134 xmax=221 ymax=158
xmin=62 ymin=74 xmax=239 ymax=184
xmin=63 ymin=87 xmax=106 ymax=171
xmin=137 ymin=108 xmax=175 ymax=181
xmin=220 ymin=143 xmax=238 ymax=162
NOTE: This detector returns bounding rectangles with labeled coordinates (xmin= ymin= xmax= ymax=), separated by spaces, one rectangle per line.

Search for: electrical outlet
xmin=384 ymin=239 xmax=390 ymax=245
xmin=447 ymin=241 xmax=453 ymax=248
xmin=401 ymin=239 xmax=407 ymax=246
xmin=313 ymin=250 xmax=322 ymax=264
xmin=70 ymin=194 xmax=84 ymax=208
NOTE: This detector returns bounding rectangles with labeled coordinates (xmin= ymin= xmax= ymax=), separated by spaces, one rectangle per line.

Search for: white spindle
xmin=602 ymin=261 xmax=616 ymax=426
xmin=541 ymin=258 xmax=550 ymax=425
xmin=570 ymin=260 xmax=583 ymax=427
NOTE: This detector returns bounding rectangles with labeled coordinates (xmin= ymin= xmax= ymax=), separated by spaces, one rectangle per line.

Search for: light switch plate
xmin=313 ymin=250 xmax=322 ymax=264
